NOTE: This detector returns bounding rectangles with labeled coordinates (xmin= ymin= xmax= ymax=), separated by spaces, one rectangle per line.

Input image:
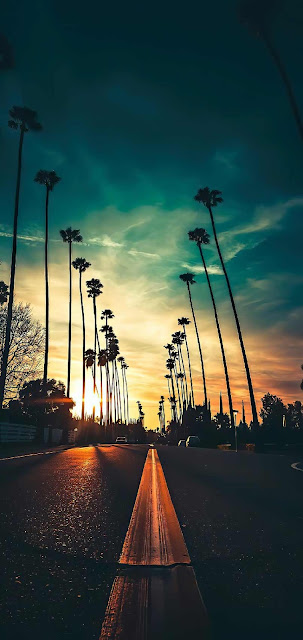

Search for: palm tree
xmin=59 ymin=227 xmax=82 ymax=398
xmin=97 ymin=349 xmax=107 ymax=425
xmin=194 ymin=188 xmax=258 ymax=426
xmin=172 ymin=331 xmax=189 ymax=407
xmin=86 ymin=278 xmax=103 ymax=420
xmin=166 ymin=359 xmax=178 ymax=422
xmin=0 ymin=282 xmax=9 ymax=305
xmin=0 ymin=107 xmax=42 ymax=409
xmin=160 ymin=395 xmax=166 ymax=429
xmin=179 ymin=273 xmax=207 ymax=408
xmin=238 ymin=0 xmax=303 ymax=144
xmin=100 ymin=309 xmax=114 ymax=424
xmin=178 ymin=317 xmax=195 ymax=407
xmin=188 ymin=228 xmax=235 ymax=428
xmin=34 ymin=170 xmax=61 ymax=389
xmin=72 ymin=258 xmax=91 ymax=419
xmin=118 ymin=356 xmax=127 ymax=423
xmin=122 ymin=361 xmax=130 ymax=424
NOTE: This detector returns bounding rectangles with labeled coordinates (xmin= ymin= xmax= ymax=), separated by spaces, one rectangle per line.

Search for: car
xmin=186 ymin=435 xmax=200 ymax=447
xmin=178 ymin=440 xmax=186 ymax=447
xmin=115 ymin=436 xmax=128 ymax=444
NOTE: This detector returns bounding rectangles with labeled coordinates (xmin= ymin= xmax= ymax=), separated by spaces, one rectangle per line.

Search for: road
xmin=0 ymin=444 xmax=303 ymax=639
xmin=0 ymin=445 xmax=148 ymax=640
xmin=157 ymin=446 xmax=303 ymax=639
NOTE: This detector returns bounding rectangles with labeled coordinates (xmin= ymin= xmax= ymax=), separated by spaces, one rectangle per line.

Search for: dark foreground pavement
xmin=157 ymin=446 xmax=303 ymax=640
xmin=0 ymin=445 xmax=148 ymax=640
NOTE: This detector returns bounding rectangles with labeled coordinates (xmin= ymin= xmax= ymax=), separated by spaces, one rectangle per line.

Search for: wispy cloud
xmin=88 ymin=234 xmax=123 ymax=248
xmin=182 ymin=262 xmax=224 ymax=276
xmin=128 ymin=249 xmax=160 ymax=259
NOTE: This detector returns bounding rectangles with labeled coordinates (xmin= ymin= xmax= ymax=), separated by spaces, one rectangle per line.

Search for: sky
xmin=0 ymin=0 xmax=303 ymax=427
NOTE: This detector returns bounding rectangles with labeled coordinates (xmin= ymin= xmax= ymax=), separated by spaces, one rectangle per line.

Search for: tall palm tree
xmin=238 ymin=0 xmax=303 ymax=144
xmin=172 ymin=331 xmax=189 ymax=407
xmin=97 ymin=349 xmax=107 ymax=425
xmin=118 ymin=356 xmax=127 ymax=423
xmin=166 ymin=359 xmax=178 ymax=422
xmin=59 ymin=227 xmax=82 ymax=398
xmin=179 ymin=273 xmax=207 ymax=408
xmin=100 ymin=309 xmax=114 ymax=424
xmin=122 ymin=361 xmax=130 ymax=424
xmin=0 ymin=107 xmax=42 ymax=409
xmin=161 ymin=395 xmax=166 ymax=429
xmin=86 ymin=278 xmax=103 ymax=420
xmin=72 ymin=257 xmax=91 ymax=419
xmin=178 ymin=317 xmax=195 ymax=407
xmin=34 ymin=170 xmax=61 ymax=389
xmin=194 ymin=188 xmax=258 ymax=426
xmin=188 ymin=228 xmax=235 ymax=428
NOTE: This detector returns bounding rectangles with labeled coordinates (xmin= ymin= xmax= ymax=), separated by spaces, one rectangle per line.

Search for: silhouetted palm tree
xmin=87 ymin=278 xmax=103 ymax=420
xmin=100 ymin=309 xmax=114 ymax=424
xmin=122 ymin=361 xmax=129 ymax=424
xmin=188 ymin=227 xmax=234 ymax=428
xmin=238 ymin=0 xmax=303 ymax=144
xmin=166 ymin=359 xmax=178 ymax=422
xmin=97 ymin=349 xmax=107 ymax=425
xmin=178 ymin=317 xmax=195 ymax=407
xmin=0 ymin=107 xmax=42 ymax=408
xmin=194 ymin=188 xmax=258 ymax=426
xmin=35 ymin=170 xmax=61 ymax=389
xmin=179 ymin=273 xmax=207 ymax=408
xmin=60 ymin=227 xmax=82 ymax=398
xmin=72 ymin=257 xmax=91 ymax=419
xmin=172 ymin=331 xmax=189 ymax=407
xmin=0 ymin=281 xmax=9 ymax=305
xmin=118 ymin=356 xmax=127 ymax=423
xmin=0 ymin=34 xmax=14 ymax=70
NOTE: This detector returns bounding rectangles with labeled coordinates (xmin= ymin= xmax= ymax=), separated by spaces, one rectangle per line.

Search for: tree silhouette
xmin=59 ymin=227 xmax=82 ymax=398
xmin=0 ymin=281 xmax=9 ymax=305
xmin=194 ymin=188 xmax=258 ymax=426
xmin=0 ymin=107 xmax=42 ymax=409
xmin=34 ymin=170 xmax=61 ymax=389
xmin=86 ymin=278 xmax=103 ymax=420
xmin=238 ymin=0 xmax=303 ymax=144
xmin=100 ymin=309 xmax=114 ymax=425
xmin=188 ymin=227 xmax=234 ymax=428
xmin=72 ymin=258 xmax=91 ymax=419
xmin=178 ymin=317 xmax=195 ymax=407
xmin=172 ymin=332 xmax=189 ymax=408
xmin=179 ymin=273 xmax=207 ymax=408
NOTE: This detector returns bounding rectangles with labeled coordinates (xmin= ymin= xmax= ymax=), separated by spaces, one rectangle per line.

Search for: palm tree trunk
xmin=162 ymin=402 xmax=166 ymax=429
xmin=183 ymin=327 xmax=195 ymax=407
xmin=186 ymin=282 xmax=207 ymax=407
xmin=124 ymin=369 xmax=129 ymax=424
xmin=0 ymin=127 xmax=25 ymax=408
xmin=79 ymin=271 xmax=86 ymax=420
xmin=179 ymin=344 xmax=189 ymax=407
xmin=198 ymin=243 xmax=234 ymax=428
xmin=67 ymin=240 xmax=72 ymax=398
xmin=121 ymin=367 xmax=126 ymax=423
xmin=92 ymin=297 xmax=97 ymax=421
xmin=173 ymin=362 xmax=182 ymax=419
xmin=43 ymin=187 xmax=50 ymax=389
xmin=208 ymin=206 xmax=258 ymax=426
xmin=170 ymin=374 xmax=178 ymax=422
xmin=262 ymin=31 xmax=303 ymax=144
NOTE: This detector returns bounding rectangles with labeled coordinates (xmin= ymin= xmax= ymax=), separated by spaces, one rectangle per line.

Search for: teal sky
xmin=0 ymin=0 xmax=303 ymax=426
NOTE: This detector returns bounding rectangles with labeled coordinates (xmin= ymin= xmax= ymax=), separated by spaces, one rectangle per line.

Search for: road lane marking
xmin=120 ymin=448 xmax=190 ymax=566
xmin=100 ymin=447 xmax=209 ymax=639
xmin=0 ymin=446 xmax=73 ymax=462
xmin=291 ymin=461 xmax=303 ymax=472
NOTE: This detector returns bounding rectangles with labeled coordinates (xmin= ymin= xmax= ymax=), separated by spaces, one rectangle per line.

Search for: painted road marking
xmin=100 ymin=447 xmax=209 ymax=639
xmin=291 ymin=461 xmax=303 ymax=472
xmin=120 ymin=448 xmax=190 ymax=566
xmin=0 ymin=446 xmax=73 ymax=462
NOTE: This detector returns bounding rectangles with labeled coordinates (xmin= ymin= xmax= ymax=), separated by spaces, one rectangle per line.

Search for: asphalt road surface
xmin=1 ymin=444 xmax=303 ymax=639
xmin=157 ymin=446 xmax=303 ymax=640
xmin=0 ymin=444 xmax=148 ymax=640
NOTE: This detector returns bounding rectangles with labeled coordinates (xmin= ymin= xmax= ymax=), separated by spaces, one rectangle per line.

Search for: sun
xmin=72 ymin=378 xmax=99 ymax=418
